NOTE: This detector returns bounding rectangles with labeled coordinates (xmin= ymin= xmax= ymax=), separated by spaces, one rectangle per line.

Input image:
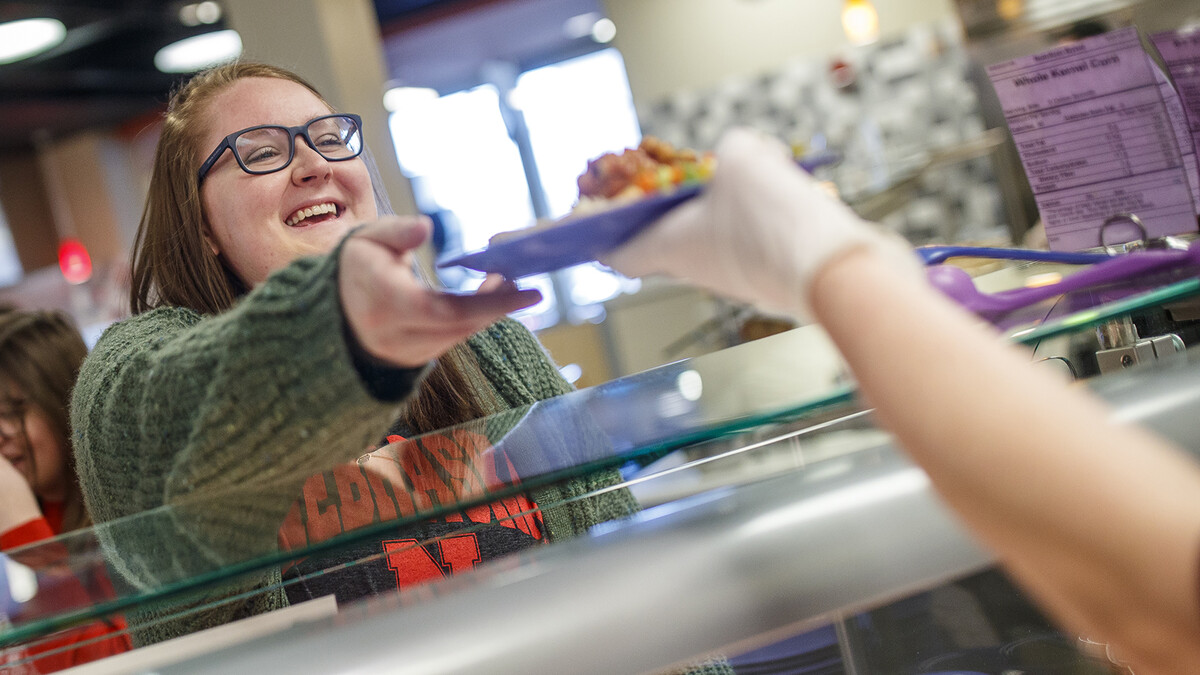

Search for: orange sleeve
xmin=0 ymin=517 xmax=55 ymax=551
xmin=23 ymin=619 xmax=132 ymax=673
xmin=2 ymin=517 xmax=133 ymax=671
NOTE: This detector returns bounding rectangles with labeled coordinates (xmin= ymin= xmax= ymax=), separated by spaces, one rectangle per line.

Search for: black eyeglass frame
xmin=196 ymin=113 xmax=365 ymax=183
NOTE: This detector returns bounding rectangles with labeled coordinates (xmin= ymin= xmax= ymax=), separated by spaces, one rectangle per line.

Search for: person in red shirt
xmin=0 ymin=310 xmax=131 ymax=672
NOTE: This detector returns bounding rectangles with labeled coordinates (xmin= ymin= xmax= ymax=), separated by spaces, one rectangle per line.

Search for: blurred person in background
xmin=0 ymin=309 xmax=131 ymax=672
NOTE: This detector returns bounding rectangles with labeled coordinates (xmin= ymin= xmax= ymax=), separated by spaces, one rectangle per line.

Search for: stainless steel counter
xmin=149 ymin=358 xmax=1200 ymax=675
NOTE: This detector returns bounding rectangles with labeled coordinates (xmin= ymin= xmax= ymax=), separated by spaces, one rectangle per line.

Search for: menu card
xmin=1154 ymin=64 xmax=1200 ymax=212
xmin=987 ymin=27 xmax=1198 ymax=251
xmin=1152 ymin=29 xmax=1200 ymax=211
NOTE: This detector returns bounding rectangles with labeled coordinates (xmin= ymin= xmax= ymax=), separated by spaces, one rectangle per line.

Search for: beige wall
xmin=536 ymin=321 xmax=615 ymax=388
xmin=42 ymin=133 xmax=125 ymax=266
xmin=0 ymin=150 xmax=58 ymax=272
xmin=603 ymin=0 xmax=956 ymax=103
xmin=0 ymin=130 xmax=135 ymax=277
xmin=1132 ymin=0 xmax=1200 ymax=34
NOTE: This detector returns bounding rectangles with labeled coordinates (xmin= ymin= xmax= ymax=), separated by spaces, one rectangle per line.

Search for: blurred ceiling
xmin=0 ymin=0 xmax=576 ymax=152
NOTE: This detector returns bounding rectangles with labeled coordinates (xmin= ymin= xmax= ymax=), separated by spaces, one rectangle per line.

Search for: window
xmin=389 ymin=48 xmax=642 ymax=329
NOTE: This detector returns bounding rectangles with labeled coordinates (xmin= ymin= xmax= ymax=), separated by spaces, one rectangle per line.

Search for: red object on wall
xmin=57 ymin=239 xmax=92 ymax=284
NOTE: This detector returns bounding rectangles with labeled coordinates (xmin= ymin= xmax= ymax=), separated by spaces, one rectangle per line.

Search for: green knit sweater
xmin=70 ymin=249 xmax=642 ymax=642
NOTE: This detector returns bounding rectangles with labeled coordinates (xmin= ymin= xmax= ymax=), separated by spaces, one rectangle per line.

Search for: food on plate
xmin=573 ymin=137 xmax=715 ymax=215
xmin=487 ymin=137 xmax=714 ymax=245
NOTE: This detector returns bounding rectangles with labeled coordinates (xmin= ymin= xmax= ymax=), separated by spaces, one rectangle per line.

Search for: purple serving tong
xmin=927 ymin=242 xmax=1200 ymax=316
xmin=916 ymin=245 xmax=1113 ymax=266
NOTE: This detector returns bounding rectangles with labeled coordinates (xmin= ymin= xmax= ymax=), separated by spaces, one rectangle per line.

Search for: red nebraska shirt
xmin=278 ymin=431 xmax=547 ymax=606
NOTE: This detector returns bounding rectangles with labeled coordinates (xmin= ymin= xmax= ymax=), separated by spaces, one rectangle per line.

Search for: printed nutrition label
xmin=1152 ymin=29 xmax=1200 ymax=213
xmin=1154 ymin=63 xmax=1200 ymax=213
xmin=988 ymin=27 xmax=1197 ymax=251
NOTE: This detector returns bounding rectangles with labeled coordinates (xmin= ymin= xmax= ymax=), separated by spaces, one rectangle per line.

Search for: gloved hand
xmin=602 ymin=128 xmax=921 ymax=320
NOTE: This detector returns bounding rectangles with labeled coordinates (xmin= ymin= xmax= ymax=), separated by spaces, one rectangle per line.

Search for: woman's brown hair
xmin=129 ymin=62 xmax=494 ymax=433
xmin=0 ymin=310 xmax=91 ymax=532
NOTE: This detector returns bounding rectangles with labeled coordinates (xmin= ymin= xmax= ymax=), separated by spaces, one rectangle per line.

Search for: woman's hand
xmin=602 ymin=128 xmax=920 ymax=320
xmin=339 ymin=216 xmax=542 ymax=368
xmin=0 ymin=455 xmax=42 ymax=534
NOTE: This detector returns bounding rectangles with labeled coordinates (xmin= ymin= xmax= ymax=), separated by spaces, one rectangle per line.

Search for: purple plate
xmin=438 ymin=186 xmax=702 ymax=279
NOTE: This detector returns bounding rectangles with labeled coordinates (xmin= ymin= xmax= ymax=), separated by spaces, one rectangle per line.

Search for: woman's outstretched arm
xmin=811 ymin=247 xmax=1200 ymax=674
xmin=606 ymin=127 xmax=1200 ymax=674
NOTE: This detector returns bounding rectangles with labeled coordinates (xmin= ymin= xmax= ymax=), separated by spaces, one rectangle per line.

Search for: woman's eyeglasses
xmin=197 ymin=113 xmax=364 ymax=183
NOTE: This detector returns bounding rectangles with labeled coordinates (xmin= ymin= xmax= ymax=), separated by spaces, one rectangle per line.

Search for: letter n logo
xmin=382 ymin=534 xmax=482 ymax=589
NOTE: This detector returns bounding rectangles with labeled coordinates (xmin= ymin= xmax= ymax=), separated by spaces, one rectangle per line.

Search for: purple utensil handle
xmin=917 ymin=246 xmax=1112 ymax=266
xmin=928 ymin=246 xmax=1197 ymax=315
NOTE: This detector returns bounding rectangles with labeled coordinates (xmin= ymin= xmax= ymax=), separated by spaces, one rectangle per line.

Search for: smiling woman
xmin=0 ymin=310 xmax=87 ymax=535
xmin=68 ymin=62 xmax=668 ymax=664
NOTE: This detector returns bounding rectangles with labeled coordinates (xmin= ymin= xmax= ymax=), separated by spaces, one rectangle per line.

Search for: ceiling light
xmin=195 ymin=1 xmax=222 ymax=25
xmin=591 ymin=18 xmax=617 ymax=44
xmin=841 ymin=0 xmax=879 ymax=46
xmin=154 ymin=29 xmax=242 ymax=73
xmin=179 ymin=2 xmax=222 ymax=27
xmin=0 ymin=18 xmax=66 ymax=65
xmin=996 ymin=0 xmax=1023 ymax=21
xmin=179 ymin=4 xmax=199 ymax=26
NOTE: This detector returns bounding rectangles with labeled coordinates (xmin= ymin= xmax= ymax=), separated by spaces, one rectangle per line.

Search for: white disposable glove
xmin=602 ymin=128 xmax=922 ymax=320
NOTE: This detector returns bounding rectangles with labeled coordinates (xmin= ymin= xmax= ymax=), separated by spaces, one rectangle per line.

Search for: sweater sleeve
xmin=71 ymin=247 xmax=425 ymax=582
